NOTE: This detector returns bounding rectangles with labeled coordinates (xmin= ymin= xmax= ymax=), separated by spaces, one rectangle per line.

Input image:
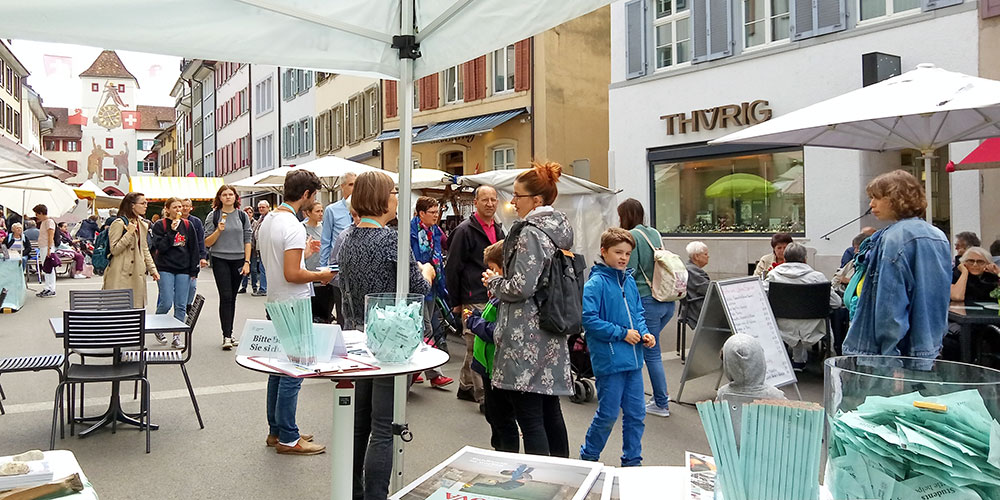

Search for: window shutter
xmin=791 ymin=0 xmax=846 ymax=41
xmin=985 ymin=0 xmax=1000 ymax=17
xmin=924 ymin=0 xmax=962 ymax=10
xmin=307 ymin=117 xmax=314 ymax=153
xmin=692 ymin=0 xmax=733 ymax=63
xmin=514 ymin=39 xmax=531 ymax=91
xmin=476 ymin=56 xmax=488 ymax=100
xmin=463 ymin=61 xmax=476 ymax=102
xmin=625 ymin=0 xmax=648 ymax=79
xmin=419 ymin=74 xmax=439 ymax=111
xmin=385 ymin=80 xmax=398 ymax=118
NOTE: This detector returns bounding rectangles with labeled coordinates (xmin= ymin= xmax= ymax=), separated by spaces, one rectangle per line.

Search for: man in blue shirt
xmin=319 ymin=172 xmax=356 ymax=327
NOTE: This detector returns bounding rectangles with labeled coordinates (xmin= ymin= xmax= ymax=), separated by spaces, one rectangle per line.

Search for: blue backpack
xmin=91 ymin=217 xmax=128 ymax=274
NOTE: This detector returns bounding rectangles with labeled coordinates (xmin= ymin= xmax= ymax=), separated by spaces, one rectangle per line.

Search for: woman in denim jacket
xmin=842 ymin=170 xmax=951 ymax=361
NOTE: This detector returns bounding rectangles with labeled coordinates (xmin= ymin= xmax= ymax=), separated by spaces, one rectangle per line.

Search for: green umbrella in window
xmin=704 ymin=173 xmax=776 ymax=200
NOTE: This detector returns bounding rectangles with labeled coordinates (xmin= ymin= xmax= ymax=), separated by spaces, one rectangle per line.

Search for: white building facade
xmin=251 ymin=64 xmax=279 ymax=176
xmin=279 ymin=68 xmax=315 ymax=168
xmin=609 ymin=0 xmax=981 ymax=277
xmin=214 ymin=62 xmax=252 ymax=183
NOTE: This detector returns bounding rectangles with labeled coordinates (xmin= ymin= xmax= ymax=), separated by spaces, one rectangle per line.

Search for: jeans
xmin=266 ymin=374 xmax=303 ymax=444
xmin=580 ymin=368 xmax=645 ymax=467
xmin=188 ymin=275 xmax=198 ymax=306
xmin=641 ymin=296 xmax=675 ymax=409
xmin=211 ymin=257 xmax=243 ymax=338
xmin=481 ymin=374 xmax=520 ymax=453
xmin=502 ymin=389 xmax=569 ymax=457
xmin=241 ymin=254 xmax=267 ymax=292
xmin=353 ymin=377 xmax=395 ymax=500
xmin=155 ymin=271 xmax=190 ymax=322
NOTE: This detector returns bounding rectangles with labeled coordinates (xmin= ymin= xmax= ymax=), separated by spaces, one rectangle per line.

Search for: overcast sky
xmin=9 ymin=40 xmax=181 ymax=110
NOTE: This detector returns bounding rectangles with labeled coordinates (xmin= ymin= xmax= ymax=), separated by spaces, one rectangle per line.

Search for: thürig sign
xmin=660 ymin=100 xmax=772 ymax=135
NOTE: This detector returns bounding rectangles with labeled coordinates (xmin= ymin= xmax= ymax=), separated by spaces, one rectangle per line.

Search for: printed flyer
xmin=391 ymin=447 xmax=602 ymax=500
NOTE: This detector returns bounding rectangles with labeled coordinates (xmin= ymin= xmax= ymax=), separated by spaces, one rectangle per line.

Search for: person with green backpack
xmin=466 ymin=240 xmax=519 ymax=453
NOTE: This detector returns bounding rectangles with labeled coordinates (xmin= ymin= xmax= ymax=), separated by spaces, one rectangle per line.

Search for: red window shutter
xmin=463 ymin=61 xmax=476 ymax=103
xmin=419 ymin=74 xmax=439 ymax=111
xmin=67 ymin=160 xmax=78 ymax=173
xmin=475 ymin=56 xmax=487 ymax=100
xmin=985 ymin=0 xmax=1000 ymax=18
xmin=514 ymin=39 xmax=532 ymax=92
xmin=385 ymin=80 xmax=398 ymax=118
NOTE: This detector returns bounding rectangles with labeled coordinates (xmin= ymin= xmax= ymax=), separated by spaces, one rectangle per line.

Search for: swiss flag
xmin=67 ymin=108 xmax=88 ymax=126
xmin=121 ymin=110 xmax=141 ymax=129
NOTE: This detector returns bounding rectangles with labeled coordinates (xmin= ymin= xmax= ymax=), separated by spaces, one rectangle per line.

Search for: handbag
xmin=41 ymin=252 xmax=61 ymax=274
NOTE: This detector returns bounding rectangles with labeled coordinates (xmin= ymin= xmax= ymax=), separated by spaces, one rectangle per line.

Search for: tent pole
xmin=392 ymin=0 xmax=416 ymax=494
xmin=921 ymin=151 xmax=934 ymax=223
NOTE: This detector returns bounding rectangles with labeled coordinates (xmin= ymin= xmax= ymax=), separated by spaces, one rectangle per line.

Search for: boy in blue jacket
xmin=580 ymin=227 xmax=656 ymax=467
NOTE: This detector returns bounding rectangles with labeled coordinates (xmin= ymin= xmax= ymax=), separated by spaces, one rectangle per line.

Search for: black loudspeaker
xmin=862 ymin=52 xmax=902 ymax=87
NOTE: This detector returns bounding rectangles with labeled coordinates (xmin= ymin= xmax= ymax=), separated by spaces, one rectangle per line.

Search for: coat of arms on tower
xmin=93 ymin=82 xmax=128 ymax=130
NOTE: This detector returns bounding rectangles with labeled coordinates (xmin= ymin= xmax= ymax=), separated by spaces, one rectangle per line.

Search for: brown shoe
xmin=276 ymin=438 xmax=325 ymax=455
xmin=266 ymin=433 xmax=314 ymax=447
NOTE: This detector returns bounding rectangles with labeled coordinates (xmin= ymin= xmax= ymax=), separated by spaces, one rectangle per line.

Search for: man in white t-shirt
xmin=258 ymin=169 xmax=335 ymax=456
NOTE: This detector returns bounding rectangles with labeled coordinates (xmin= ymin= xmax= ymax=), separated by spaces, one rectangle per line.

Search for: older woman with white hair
xmin=2 ymin=222 xmax=31 ymax=269
xmin=951 ymin=246 xmax=999 ymax=305
xmin=683 ymin=241 xmax=711 ymax=328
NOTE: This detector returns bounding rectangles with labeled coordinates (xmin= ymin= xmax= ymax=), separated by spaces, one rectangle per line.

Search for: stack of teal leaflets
xmin=365 ymin=299 xmax=423 ymax=363
xmin=264 ymin=297 xmax=316 ymax=365
xmin=697 ymin=399 xmax=824 ymax=500
xmin=827 ymin=389 xmax=1000 ymax=500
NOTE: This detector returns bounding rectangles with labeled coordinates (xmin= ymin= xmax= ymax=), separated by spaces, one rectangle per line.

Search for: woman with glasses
xmin=951 ymin=246 xmax=999 ymax=305
xmin=338 ymin=170 xmax=434 ymax=500
xmin=103 ymin=192 xmax=160 ymax=308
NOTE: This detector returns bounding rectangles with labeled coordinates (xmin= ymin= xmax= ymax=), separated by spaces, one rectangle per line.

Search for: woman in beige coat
xmin=103 ymin=192 xmax=159 ymax=308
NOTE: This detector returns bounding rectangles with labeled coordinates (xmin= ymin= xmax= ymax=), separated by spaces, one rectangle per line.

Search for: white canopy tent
xmin=0 ymin=3 xmax=613 ymax=496
xmin=456 ymin=169 xmax=619 ymax=261
xmin=0 ymin=174 xmax=79 ymax=217
xmin=712 ymin=64 xmax=1000 ymax=222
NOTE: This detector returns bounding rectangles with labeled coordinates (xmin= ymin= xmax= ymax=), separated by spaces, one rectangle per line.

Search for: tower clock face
xmin=95 ymin=104 xmax=122 ymax=130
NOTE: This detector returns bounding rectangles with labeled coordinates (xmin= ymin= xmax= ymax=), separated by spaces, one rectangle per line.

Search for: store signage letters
xmin=660 ymin=100 xmax=772 ymax=135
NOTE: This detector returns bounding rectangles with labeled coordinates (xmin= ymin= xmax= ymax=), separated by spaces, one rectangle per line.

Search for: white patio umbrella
xmin=712 ymin=64 xmax=1000 ymax=222
xmin=255 ymin=155 xmax=385 ymax=189
xmin=230 ymin=170 xmax=283 ymax=193
xmin=0 ymin=175 xmax=79 ymax=217
xmin=74 ymin=180 xmax=124 ymax=209
xmin=0 ymin=4 xmax=612 ymax=494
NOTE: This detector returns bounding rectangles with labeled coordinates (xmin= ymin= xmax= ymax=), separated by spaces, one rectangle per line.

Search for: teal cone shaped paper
xmin=264 ymin=297 xmax=316 ymax=365
xmin=364 ymin=294 xmax=424 ymax=363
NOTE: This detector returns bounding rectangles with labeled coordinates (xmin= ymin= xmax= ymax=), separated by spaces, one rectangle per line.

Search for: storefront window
xmin=652 ymin=148 xmax=804 ymax=234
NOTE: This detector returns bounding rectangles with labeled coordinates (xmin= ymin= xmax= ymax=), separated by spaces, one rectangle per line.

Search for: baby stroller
xmin=568 ymin=333 xmax=596 ymax=403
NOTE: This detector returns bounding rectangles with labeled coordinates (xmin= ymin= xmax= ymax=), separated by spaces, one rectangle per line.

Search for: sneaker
xmin=275 ymin=438 xmax=326 ymax=456
xmin=222 ymin=338 xmax=233 ymax=350
xmin=171 ymin=336 xmax=185 ymax=349
xmin=646 ymin=400 xmax=671 ymax=418
xmin=73 ymin=274 xmax=88 ymax=279
xmin=238 ymin=287 xmax=247 ymax=294
xmin=154 ymin=332 xmax=168 ymax=345
xmin=430 ymin=376 xmax=454 ymax=388
xmin=252 ymin=289 xmax=267 ymax=297
xmin=412 ymin=373 xmax=424 ymax=384
xmin=36 ymin=290 xmax=55 ymax=298
xmin=231 ymin=337 xmax=240 ymax=347
xmin=792 ymin=361 xmax=807 ymax=372
xmin=266 ymin=433 xmax=313 ymax=447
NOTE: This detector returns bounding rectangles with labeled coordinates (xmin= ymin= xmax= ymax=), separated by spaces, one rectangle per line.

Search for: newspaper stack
xmin=827 ymin=389 xmax=1000 ymax=500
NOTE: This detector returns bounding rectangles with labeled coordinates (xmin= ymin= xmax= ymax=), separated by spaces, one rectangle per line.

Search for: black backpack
xmin=507 ymin=221 xmax=586 ymax=336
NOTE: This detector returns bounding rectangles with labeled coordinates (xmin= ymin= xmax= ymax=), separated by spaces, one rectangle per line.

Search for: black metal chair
xmin=67 ymin=289 xmax=134 ymax=426
xmin=51 ymin=309 xmax=151 ymax=453
xmin=766 ymin=281 xmax=836 ymax=359
xmin=125 ymin=294 xmax=206 ymax=429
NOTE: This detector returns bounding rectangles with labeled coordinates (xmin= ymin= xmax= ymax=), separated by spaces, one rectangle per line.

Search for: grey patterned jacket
xmin=487 ymin=208 xmax=575 ymax=396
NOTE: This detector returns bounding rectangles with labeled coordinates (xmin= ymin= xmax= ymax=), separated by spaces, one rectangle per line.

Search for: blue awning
xmin=375 ymin=108 xmax=527 ymax=144
xmin=373 ymin=126 xmax=426 ymax=142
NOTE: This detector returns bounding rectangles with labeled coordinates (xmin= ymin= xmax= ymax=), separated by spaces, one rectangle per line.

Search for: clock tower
xmin=76 ymin=50 xmax=139 ymax=193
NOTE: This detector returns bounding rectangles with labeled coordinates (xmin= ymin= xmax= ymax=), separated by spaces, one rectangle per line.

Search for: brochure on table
xmin=391 ymin=446 xmax=603 ymax=500
xmin=238 ymin=319 xmax=378 ymax=377
xmin=0 ymin=455 xmax=53 ymax=491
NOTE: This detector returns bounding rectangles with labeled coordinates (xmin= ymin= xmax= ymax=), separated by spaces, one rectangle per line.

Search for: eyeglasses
xmin=511 ymin=192 xmax=538 ymax=201
xmin=965 ymin=259 xmax=989 ymax=266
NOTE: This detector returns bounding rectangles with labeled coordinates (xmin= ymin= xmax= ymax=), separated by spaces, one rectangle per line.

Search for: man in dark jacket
xmin=75 ymin=215 xmax=100 ymax=242
xmin=445 ymin=185 xmax=504 ymax=404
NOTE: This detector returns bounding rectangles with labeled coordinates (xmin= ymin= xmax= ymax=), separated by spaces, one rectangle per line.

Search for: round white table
xmin=235 ymin=329 xmax=448 ymax=500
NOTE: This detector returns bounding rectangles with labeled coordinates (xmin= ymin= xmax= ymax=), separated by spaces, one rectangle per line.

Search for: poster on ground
xmin=686 ymin=452 xmax=718 ymax=500
xmin=391 ymin=446 xmax=603 ymax=500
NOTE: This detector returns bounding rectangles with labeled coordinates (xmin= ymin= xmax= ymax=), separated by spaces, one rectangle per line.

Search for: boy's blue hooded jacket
xmin=582 ymin=262 xmax=650 ymax=377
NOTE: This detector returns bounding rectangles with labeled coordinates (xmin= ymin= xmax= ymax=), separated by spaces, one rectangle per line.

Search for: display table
xmin=0 ymin=259 xmax=26 ymax=311
xmin=948 ymin=301 xmax=1000 ymax=363
xmin=48 ymin=313 xmax=190 ymax=436
xmin=235 ymin=328 xmax=448 ymax=500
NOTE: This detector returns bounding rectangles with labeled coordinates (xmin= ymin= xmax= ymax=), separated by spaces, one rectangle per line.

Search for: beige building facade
xmin=379 ymin=7 xmax=610 ymax=185
xmin=314 ymin=73 xmax=383 ymax=169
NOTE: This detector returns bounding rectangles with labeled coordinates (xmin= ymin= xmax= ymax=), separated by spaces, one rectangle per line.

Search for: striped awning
xmin=375 ymin=108 xmax=527 ymax=144
xmin=129 ymin=175 xmax=225 ymax=201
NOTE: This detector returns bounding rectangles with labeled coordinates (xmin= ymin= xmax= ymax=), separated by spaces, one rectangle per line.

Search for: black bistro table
xmin=948 ymin=301 xmax=1000 ymax=364
xmin=49 ymin=313 xmax=190 ymax=436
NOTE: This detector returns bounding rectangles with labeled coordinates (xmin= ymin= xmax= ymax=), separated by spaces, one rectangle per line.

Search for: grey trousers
xmin=460 ymin=302 xmax=487 ymax=402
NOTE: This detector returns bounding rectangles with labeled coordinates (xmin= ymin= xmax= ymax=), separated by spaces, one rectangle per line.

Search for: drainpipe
xmin=530 ymin=37 xmax=535 ymax=162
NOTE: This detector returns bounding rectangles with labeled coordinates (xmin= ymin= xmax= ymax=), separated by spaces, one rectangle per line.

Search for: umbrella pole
xmin=921 ymin=151 xmax=934 ymax=223
xmin=391 ymin=0 xmax=416 ymax=494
